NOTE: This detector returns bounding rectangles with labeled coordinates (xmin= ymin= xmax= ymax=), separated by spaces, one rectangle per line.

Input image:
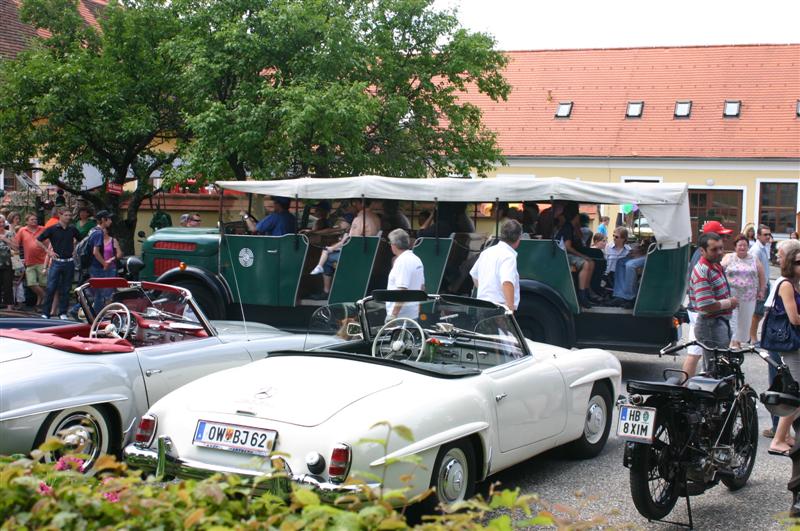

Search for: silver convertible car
xmin=0 ymin=278 xmax=317 ymax=469
xmin=125 ymin=291 xmax=622 ymax=509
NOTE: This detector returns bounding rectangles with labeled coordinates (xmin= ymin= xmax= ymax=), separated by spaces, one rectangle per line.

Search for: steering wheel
xmin=90 ymin=302 xmax=132 ymax=340
xmin=371 ymin=317 xmax=425 ymax=361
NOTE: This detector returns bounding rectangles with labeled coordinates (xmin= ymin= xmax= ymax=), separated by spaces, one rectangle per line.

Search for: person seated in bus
xmin=522 ymin=202 xmax=540 ymax=235
xmin=557 ymin=202 xmax=599 ymax=309
xmin=418 ymin=202 xmax=474 ymax=237
xmin=609 ymin=242 xmax=647 ymax=309
xmin=300 ymin=200 xmax=337 ymax=233
xmin=380 ymin=199 xmax=411 ymax=234
xmin=579 ymin=213 xmax=593 ymax=248
xmin=240 ymin=196 xmax=296 ymax=236
xmin=309 ymin=199 xmax=380 ymax=298
xmin=536 ymin=202 xmax=565 ymax=239
xmin=604 ymin=227 xmax=630 ymax=289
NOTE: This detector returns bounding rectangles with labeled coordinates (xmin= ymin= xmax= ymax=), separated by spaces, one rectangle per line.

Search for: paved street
xmin=485 ymin=350 xmax=793 ymax=530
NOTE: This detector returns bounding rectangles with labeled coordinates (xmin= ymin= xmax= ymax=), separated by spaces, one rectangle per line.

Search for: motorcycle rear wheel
xmin=721 ymin=394 xmax=758 ymax=490
xmin=630 ymin=418 xmax=680 ymax=520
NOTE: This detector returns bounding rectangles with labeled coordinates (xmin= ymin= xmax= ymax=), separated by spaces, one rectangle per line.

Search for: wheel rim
xmin=584 ymin=395 xmax=607 ymax=444
xmin=437 ymin=448 xmax=468 ymax=504
xmin=648 ymin=424 xmax=677 ymax=505
xmin=48 ymin=412 xmax=104 ymax=469
xmin=730 ymin=402 xmax=756 ymax=477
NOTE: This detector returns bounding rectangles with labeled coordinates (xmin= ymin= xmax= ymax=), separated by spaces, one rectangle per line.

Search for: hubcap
xmin=438 ymin=448 xmax=468 ymax=503
xmin=584 ymin=395 xmax=607 ymax=444
xmin=51 ymin=413 xmax=102 ymax=469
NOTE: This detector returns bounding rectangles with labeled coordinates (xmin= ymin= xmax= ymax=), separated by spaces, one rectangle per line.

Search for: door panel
xmin=137 ymin=338 xmax=253 ymax=406
xmin=487 ymin=358 xmax=567 ymax=452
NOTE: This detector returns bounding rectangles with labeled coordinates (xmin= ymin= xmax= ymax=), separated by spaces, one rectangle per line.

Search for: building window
xmin=723 ymin=100 xmax=741 ymax=118
xmin=0 ymin=169 xmax=18 ymax=193
xmin=626 ymin=101 xmax=644 ymax=118
xmin=689 ymin=189 xmax=743 ymax=248
xmin=674 ymin=101 xmax=692 ymax=118
xmin=555 ymin=101 xmax=573 ymax=118
xmin=759 ymin=182 xmax=799 ymax=234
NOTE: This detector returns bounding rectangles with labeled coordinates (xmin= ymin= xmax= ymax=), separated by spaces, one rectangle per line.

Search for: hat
xmin=95 ymin=210 xmax=112 ymax=220
xmin=702 ymin=220 xmax=732 ymax=235
xmin=179 ymin=213 xmax=190 ymax=224
xmin=272 ymin=196 xmax=291 ymax=208
xmin=313 ymin=200 xmax=331 ymax=211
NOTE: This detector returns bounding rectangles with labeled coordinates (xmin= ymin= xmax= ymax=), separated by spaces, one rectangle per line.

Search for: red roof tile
xmin=0 ymin=0 xmax=106 ymax=59
xmin=459 ymin=44 xmax=800 ymax=160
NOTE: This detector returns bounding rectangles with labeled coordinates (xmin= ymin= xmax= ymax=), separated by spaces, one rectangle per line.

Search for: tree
xmin=168 ymin=0 xmax=510 ymax=180
xmin=0 ymin=0 xmax=187 ymax=254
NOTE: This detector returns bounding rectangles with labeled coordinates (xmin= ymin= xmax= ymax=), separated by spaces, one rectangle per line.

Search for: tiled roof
xmin=459 ymin=44 xmax=800 ymax=160
xmin=0 ymin=0 xmax=106 ymax=59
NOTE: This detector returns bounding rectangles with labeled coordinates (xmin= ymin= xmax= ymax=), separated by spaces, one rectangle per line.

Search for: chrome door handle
xmin=145 ymin=369 xmax=162 ymax=377
xmin=495 ymin=393 xmax=507 ymax=402
xmin=266 ymin=249 xmax=278 ymax=254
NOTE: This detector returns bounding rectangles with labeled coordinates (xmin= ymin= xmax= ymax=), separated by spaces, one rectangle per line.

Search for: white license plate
xmin=617 ymin=405 xmax=656 ymax=443
xmin=192 ymin=420 xmax=277 ymax=456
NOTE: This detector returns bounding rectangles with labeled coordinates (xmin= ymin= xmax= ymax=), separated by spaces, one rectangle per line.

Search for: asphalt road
xmin=484 ymin=350 xmax=794 ymax=530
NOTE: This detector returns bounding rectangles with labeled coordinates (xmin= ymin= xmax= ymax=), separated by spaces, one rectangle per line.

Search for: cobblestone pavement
xmin=483 ymin=350 xmax=793 ymax=530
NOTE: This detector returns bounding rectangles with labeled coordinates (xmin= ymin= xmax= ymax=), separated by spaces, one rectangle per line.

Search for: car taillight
xmin=134 ymin=414 xmax=157 ymax=446
xmin=328 ymin=444 xmax=351 ymax=483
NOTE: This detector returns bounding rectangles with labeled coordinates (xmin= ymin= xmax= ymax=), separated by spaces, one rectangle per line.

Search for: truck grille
xmin=153 ymin=242 xmax=197 ymax=251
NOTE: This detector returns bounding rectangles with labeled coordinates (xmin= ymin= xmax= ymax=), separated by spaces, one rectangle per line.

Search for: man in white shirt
xmin=749 ymin=224 xmax=773 ymax=343
xmin=605 ymin=226 xmax=631 ymax=276
xmin=385 ymin=229 xmax=425 ymax=320
xmin=470 ymin=220 xmax=522 ymax=311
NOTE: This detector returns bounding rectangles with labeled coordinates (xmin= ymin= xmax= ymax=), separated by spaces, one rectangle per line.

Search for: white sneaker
xmin=310 ymin=265 xmax=324 ymax=275
xmin=59 ymin=314 xmax=69 ymax=320
xmin=41 ymin=314 xmax=49 ymax=319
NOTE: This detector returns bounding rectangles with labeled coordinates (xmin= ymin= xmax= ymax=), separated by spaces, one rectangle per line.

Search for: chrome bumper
xmin=123 ymin=437 xmax=377 ymax=503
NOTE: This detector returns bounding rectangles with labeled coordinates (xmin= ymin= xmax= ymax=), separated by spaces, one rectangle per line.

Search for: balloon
xmin=621 ymin=204 xmax=633 ymax=214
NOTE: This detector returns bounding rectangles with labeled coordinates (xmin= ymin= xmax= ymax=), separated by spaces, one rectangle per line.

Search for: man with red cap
xmin=681 ymin=220 xmax=734 ymax=377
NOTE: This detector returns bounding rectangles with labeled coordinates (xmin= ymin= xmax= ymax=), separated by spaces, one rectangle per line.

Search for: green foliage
xmin=0 ymin=453 xmax=562 ymax=530
xmin=166 ymin=0 xmax=510 ymax=180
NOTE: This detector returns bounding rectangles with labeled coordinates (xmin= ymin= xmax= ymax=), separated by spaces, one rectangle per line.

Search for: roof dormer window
xmin=555 ymin=101 xmax=573 ymax=118
xmin=723 ymin=100 xmax=741 ymax=118
xmin=674 ymin=101 xmax=692 ymax=118
xmin=796 ymin=100 xmax=800 ymax=117
xmin=626 ymin=101 xmax=644 ymax=118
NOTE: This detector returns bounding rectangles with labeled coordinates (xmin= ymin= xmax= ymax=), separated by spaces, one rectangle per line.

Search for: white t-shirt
xmin=605 ymin=243 xmax=631 ymax=274
xmin=386 ymin=250 xmax=425 ymax=319
xmin=764 ymin=276 xmax=787 ymax=309
xmin=469 ymin=241 xmax=520 ymax=309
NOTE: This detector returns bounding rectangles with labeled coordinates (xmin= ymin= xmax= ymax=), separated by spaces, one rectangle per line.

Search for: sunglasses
xmin=190 ymin=218 xmax=201 ymax=222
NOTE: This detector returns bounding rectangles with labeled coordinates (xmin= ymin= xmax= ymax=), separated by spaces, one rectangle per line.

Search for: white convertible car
xmin=0 ymin=278 xmax=321 ymax=469
xmin=125 ymin=291 xmax=621 ymax=508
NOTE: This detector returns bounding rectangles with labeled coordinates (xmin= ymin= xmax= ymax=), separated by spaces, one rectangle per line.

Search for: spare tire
xmin=172 ymin=279 xmax=224 ymax=320
xmin=516 ymin=298 xmax=570 ymax=348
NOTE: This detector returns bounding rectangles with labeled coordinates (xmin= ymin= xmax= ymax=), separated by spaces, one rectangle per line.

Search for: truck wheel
xmin=173 ymin=280 xmax=223 ymax=320
xmin=516 ymin=300 xmax=568 ymax=347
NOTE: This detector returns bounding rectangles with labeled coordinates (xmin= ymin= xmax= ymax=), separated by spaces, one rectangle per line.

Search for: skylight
xmin=723 ymin=100 xmax=741 ymax=118
xmin=674 ymin=101 xmax=692 ymax=118
xmin=555 ymin=102 xmax=573 ymax=118
xmin=626 ymin=101 xmax=644 ymax=118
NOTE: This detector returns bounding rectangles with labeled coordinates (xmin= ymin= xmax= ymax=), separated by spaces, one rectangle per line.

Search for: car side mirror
xmin=346 ymin=322 xmax=363 ymax=340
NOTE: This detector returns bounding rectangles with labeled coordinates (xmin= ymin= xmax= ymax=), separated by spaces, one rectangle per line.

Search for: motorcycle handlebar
xmin=659 ymin=340 xmax=759 ymax=357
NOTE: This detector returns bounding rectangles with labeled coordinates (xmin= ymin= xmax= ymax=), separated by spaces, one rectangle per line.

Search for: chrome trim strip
xmin=369 ymin=421 xmax=489 ymax=467
xmin=0 ymin=395 xmax=129 ymax=422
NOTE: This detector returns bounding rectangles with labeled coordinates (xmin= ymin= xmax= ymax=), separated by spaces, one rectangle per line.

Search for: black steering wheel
xmin=372 ymin=317 xmax=426 ymax=360
xmin=90 ymin=302 xmax=132 ymax=340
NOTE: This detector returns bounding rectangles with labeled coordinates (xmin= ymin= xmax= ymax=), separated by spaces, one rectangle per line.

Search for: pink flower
xmin=103 ymin=491 xmax=120 ymax=503
xmin=54 ymin=456 xmax=85 ymax=471
xmin=37 ymin=482 xmax=53 ymax=496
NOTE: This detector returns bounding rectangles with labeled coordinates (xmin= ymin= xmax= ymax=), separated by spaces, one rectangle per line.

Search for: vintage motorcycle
xmin=617 ymin=340 xmax=772 ymax=527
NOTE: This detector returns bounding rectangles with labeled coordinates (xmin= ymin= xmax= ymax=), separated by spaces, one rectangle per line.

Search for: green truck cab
xmin=141 ymin=176 xmax=691 ymax=353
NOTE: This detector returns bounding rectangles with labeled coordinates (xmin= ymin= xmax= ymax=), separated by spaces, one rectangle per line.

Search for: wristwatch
xmin=242 ymin=214 xmax=250 ymax=221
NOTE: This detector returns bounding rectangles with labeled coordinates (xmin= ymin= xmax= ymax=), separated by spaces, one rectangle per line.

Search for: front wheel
xmin=568 ymin=382 xmax=612 ymax=458
xmin=722 ymin=394 xmax=759 ymax=490
xmin=422 ymin=440 xmax=476 ymax=512
xmin=629 ymin=417 xmax=680 ymax=520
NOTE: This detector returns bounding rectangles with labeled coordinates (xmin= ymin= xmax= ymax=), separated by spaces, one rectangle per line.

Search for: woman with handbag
xmin=768 ymin=246 xmax=800 ymax=456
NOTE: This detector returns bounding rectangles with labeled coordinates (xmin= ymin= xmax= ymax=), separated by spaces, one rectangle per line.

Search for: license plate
xmin=617 ymin=405 xmax=656 ymax=443
xmin=192 ymin=420 xmax=277 ymax=456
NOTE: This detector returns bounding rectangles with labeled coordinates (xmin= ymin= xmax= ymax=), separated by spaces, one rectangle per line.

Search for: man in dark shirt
xmin=240 ymin=196 xmax=296 ymax=236
xmin=37 ymin=208 xmax=80 ymax=319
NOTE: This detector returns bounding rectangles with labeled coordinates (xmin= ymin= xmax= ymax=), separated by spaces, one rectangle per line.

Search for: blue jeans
xmin=89 ymin=264 xmax=116 ymax=313
xmin=323 ymin=250 xmax=341 ymax=276
xmin=612 ymin=255 xmax=646 ymax=300
xmin=43 ymin=259 xmax=75 ymax=317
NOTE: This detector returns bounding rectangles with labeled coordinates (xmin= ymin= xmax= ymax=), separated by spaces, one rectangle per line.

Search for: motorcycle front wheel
xmin=630 ymin=418 xmax=680 ymax=520
xmin=722 ymin=393 xmax=759 ymax=490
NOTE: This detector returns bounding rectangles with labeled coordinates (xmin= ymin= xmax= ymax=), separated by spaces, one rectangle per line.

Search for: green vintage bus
xmin=140 ymin=176 xmax=691 ymax=353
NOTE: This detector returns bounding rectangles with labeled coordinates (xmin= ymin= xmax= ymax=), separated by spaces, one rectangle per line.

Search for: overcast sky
xmin=433 ymin=0 xmax=800 ymax=50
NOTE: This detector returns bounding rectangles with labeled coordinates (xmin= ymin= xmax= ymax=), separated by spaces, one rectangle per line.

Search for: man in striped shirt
xmin=683 ymin=232 xmax=739 ymax=376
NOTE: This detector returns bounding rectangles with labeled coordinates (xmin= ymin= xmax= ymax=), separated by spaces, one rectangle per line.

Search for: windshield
xmin=82 ymin=284 xmax=201 ymax=325
xmin=304 ymin=296 xmax=528 ymax=374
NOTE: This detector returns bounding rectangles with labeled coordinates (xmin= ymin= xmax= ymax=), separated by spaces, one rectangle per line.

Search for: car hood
xmin=0 ymin=339 xmax=34 ymax=364
xmin=210 ymin=320 xmax=291 ymax=341
xmin=185 ymin=355 xmax=403 ymax=427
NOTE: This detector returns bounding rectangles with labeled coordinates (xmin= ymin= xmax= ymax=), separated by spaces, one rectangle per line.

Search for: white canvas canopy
xmin=217 ymin=176 xmax=691 ymax=247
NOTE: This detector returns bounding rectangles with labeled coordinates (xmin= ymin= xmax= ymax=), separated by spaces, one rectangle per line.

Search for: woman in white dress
xmin=721 ymin=234 xmax=765 ymax=347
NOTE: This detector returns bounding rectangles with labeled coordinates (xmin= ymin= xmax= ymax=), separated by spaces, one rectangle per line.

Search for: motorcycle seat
xmin=685 ymin=375 xmax=734 ymax=399
xmin=627 ymin=379 xmax=688 ymax=396
xmin=627 ymin=375 xmax=734 ymax=399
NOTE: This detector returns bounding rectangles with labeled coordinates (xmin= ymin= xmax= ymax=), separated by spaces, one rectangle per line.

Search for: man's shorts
xmin=754 ymin=281 xmax=770 ymax=316
xmin=25 ymin=264 xmax=47 ymax=287
xmin=566 ymin=253 xmax=587 ymax=270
